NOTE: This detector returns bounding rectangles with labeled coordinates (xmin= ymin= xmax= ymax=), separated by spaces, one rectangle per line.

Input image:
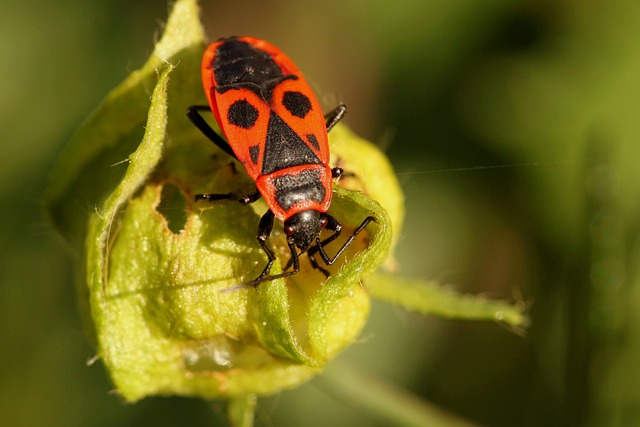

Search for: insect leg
xmin=315 ymin=215 xmax=376 ymax=266
xmin=187 ymin=105 xmax=237 ymax=160
xmin=308 ymin=253 xmax=331 ymax=278
xmin=195 ymin=191 xmax=261 ymax=205
xmin=254 ymin=210 xmax=277 ymax=281
xmin=324 ymin=104 xmax=347 ymax=132
xmin=195 ymin=193 xmax=231 ymax=202
xmin=242 ymin=210 xmax=301 ymax=287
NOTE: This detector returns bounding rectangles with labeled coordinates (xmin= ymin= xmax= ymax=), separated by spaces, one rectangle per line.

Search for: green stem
xmin=227 ymin=395 xmax=257 ymax=427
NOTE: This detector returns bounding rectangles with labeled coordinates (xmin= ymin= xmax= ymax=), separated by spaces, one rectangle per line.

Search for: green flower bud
xmin=45 ymin=0 xmax=398 ymax=402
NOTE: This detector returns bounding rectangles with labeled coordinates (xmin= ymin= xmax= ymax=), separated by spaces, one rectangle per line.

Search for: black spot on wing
xmin=282 ymin=91 xmax=312 ymax=118
xmin=306 ymin=134 xmax=320 ymax=150
xmin=249 ymin=144 xmax=260 ymax=165
xmin=227 ymin=99 xmax=259 ymax=129
xmin=262 ymin=113 xmax=320 ymax=175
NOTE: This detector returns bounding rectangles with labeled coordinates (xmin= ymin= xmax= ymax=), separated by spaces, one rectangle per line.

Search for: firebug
xmin=187 ymin=36 xmax=374 ymax=287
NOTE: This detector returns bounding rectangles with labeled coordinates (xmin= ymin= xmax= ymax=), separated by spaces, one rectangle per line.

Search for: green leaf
xmin=366 ymin=273 xmax=528 ymax=328
xmin=86 ymin=66 xmax=174 ymax=402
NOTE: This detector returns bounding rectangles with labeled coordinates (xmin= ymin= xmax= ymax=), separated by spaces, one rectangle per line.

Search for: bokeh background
xmin=3 ymin=0 xmax=639 ymax=425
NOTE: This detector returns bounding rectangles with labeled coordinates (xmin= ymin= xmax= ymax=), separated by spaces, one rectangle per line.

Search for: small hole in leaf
xmin=157 ymin=184 xmax=187 ymax=234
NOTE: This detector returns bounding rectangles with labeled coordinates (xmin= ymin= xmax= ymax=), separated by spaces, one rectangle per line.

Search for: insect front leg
xmin=254 ymin=210 xmax=277 ymax=282
xmin=314 ymin=215 xmax=376 ymax=266
xmin=243 ymin=210 xmax=301 ymax=287
xmin=308 ymin=253 xmax=331 ymax=278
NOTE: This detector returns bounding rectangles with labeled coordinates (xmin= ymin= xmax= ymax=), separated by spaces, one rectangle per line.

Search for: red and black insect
xmin=187 ymin=36 xmax=374 ymax=287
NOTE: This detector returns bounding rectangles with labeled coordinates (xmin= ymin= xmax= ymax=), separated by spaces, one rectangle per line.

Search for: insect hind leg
xmin=187 ymin=105 xmax=237 ymax=160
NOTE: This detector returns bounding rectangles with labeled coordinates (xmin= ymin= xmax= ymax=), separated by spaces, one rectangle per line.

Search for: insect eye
xmin=284 ymin=225 xmax=296 ymax=236
xmin=282 ymin=91 xmax=311 ymax=118
xmin=321 ymin=217 xmax=328 ymax=228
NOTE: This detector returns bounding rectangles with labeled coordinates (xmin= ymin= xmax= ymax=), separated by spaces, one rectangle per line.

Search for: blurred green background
xmin=3 ymin=0 xmax=639 ymax=425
